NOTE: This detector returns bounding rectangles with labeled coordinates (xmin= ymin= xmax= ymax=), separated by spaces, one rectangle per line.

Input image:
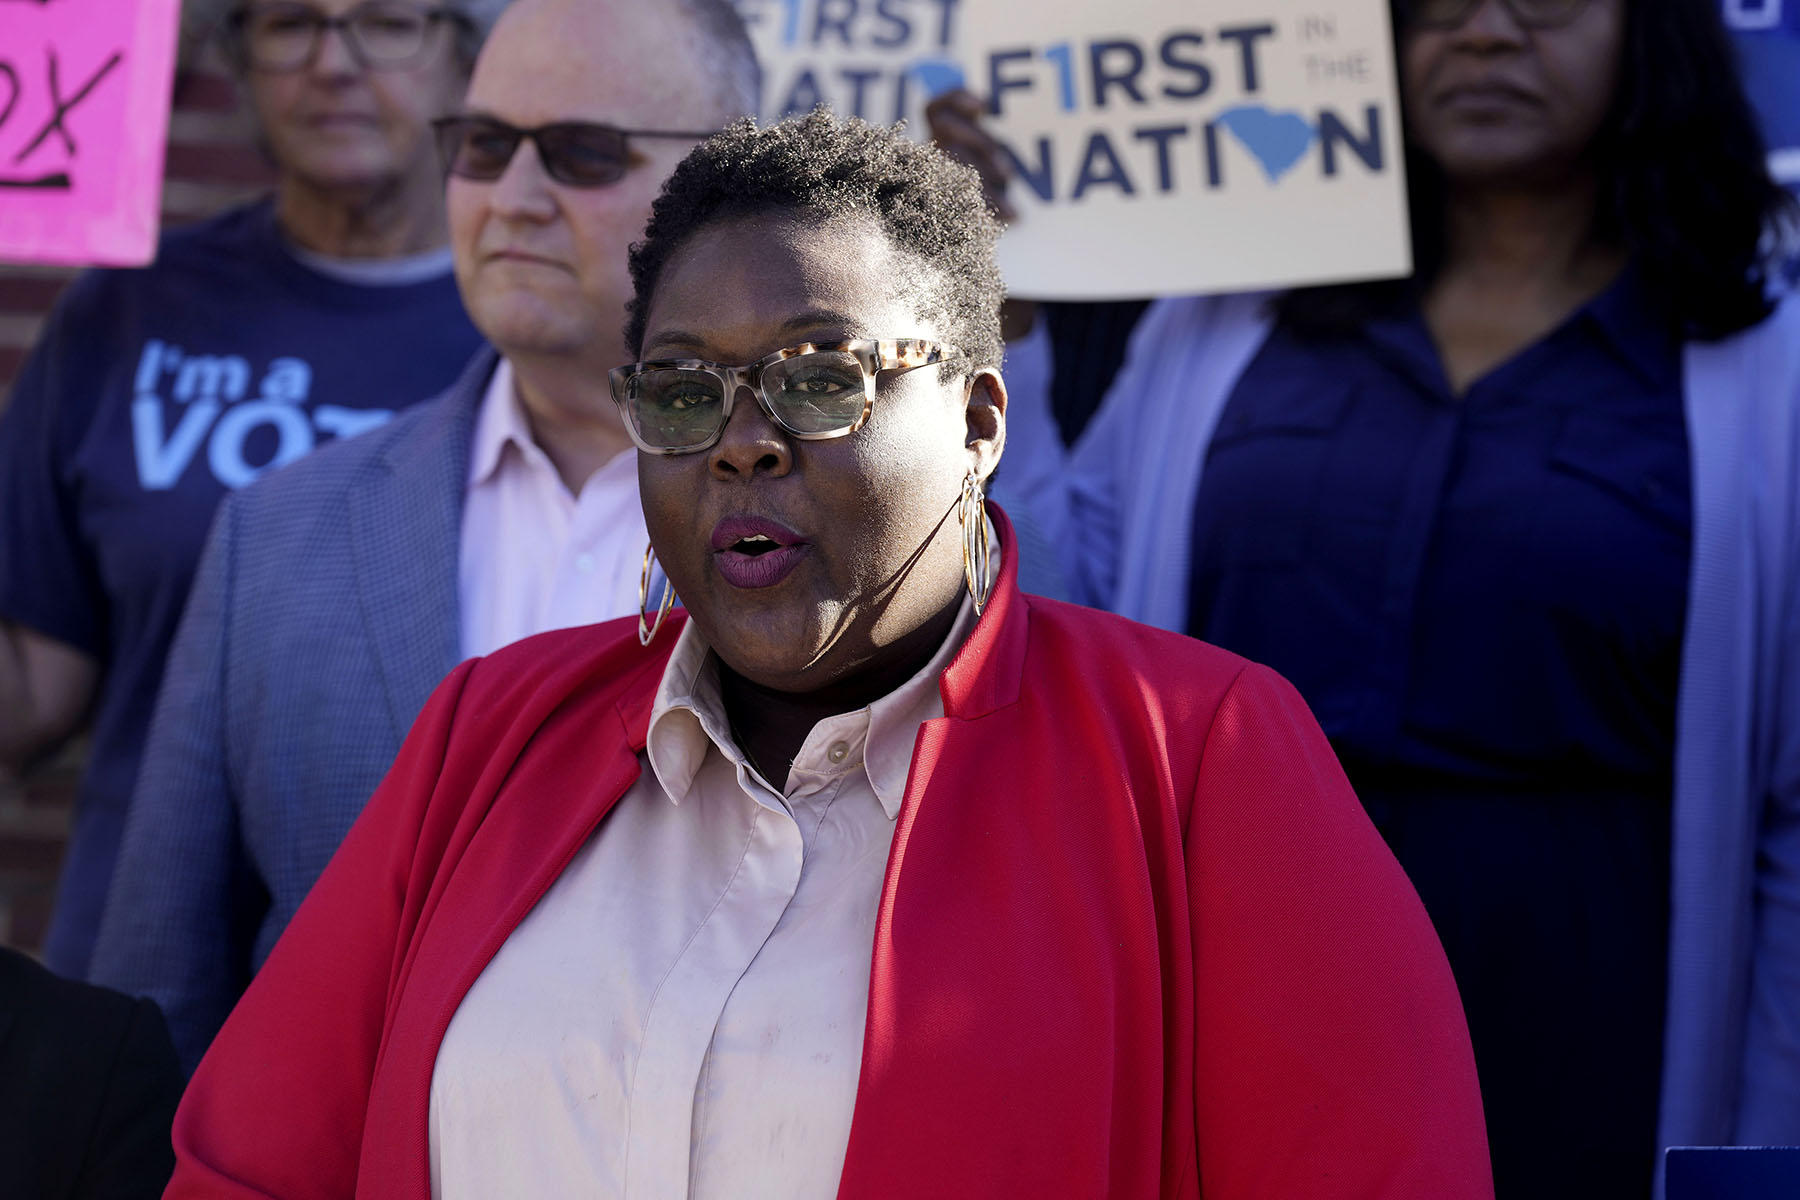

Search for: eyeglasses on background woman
xmin=225 ymin=1 xmax=470 ymax=72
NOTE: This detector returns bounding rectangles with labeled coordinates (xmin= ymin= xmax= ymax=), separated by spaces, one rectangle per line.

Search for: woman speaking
xmin=165 ymin=113 xmax=1491 ymax=1199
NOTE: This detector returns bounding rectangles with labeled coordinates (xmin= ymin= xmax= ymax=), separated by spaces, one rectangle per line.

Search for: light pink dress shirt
xmin=457 ymin=357 xmax=646 ymax=659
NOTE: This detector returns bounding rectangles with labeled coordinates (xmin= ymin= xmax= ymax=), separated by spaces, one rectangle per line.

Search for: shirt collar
xmin=645 ymin=582 xmax=980 ymax=820
xmin=1356 ymin=265 xmax=1678 ymax=398
xmin=1581 ymin=265 xmax=1681 ymax=392
xmin=467 ymin=357 xmax=548 ymax=489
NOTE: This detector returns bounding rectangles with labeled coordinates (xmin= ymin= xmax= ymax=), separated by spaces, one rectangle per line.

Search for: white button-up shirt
xmin=458 ymin=357 xmax=646 ymax=659
xmin=427 ymin=595 xmax=976 ymax=1199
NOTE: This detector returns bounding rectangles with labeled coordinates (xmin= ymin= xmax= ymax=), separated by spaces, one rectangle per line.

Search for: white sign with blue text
xmin=962 ymin=0 xmax=1411 ymax=299
xmin=732 ymin=0 xmax=968 ymax=129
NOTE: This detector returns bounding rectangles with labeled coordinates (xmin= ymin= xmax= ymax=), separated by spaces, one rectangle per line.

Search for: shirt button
xmin=827 ymin=741 xmax=850 ymax=764
xmin=575 ymin=552 xmax=596 ymax=573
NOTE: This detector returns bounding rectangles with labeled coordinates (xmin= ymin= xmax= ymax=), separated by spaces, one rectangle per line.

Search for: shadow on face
xmin=1400 ymin=0 xmax=1625 ymax=185
xmin=632 ymin=210 xmax=1005 ymax=700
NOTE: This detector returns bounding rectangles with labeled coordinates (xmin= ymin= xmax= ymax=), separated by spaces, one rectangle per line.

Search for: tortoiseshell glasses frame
xmin=608 ymin=339 xmax=961 ymax=456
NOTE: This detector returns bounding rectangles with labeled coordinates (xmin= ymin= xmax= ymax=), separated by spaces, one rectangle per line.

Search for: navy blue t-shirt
xmin=0 ymin=201 xmax=482 ymax=976
xmin=1188 ymin=272 xmax=1688 ymax=1197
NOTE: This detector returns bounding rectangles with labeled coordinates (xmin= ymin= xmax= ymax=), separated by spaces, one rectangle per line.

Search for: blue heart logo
xmin=910 ymin=59 xmax=965 ymax=99
xmin=1215 ymin=105 xmax=1317 ymax=183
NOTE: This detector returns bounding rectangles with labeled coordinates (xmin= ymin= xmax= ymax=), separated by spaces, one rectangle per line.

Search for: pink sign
xmin=0 ymin=0 xmax=182 ymax=266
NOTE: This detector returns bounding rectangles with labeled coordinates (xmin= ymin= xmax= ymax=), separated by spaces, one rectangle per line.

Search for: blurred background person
xmin=0 ymin=0 xmax=505 ymax=978
xmin=0 ymin=949 xmax=184 ymax=1200
xmin=164 ymin=111 xmax=1491 ymax=1199
xmin=0 ymin=946 xmax=183 ymax=1199
xmin=1001 ymin=0 xmax=1798 ymax=1193
xmin=89 ymin=0 xmax=762 ymax=1072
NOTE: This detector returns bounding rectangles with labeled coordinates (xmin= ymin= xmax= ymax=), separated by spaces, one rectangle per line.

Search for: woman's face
xmin=1401 ymin=0 xmax=1625 ymax=185
xmin=635 ymin=211 xmax=1005 ymax=696
xmin=244 ymin=0 xmax=468 ymax=195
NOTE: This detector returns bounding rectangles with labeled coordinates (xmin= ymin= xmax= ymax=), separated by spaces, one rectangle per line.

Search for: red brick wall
xmin=0 ymin=67 xmax=274 ymax=955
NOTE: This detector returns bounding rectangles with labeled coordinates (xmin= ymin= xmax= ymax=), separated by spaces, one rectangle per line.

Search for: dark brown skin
xmin=1404 ymin=0 xmax=1630 ymax=392
xmin=635 ymin=211 xmax=1006 ymax=782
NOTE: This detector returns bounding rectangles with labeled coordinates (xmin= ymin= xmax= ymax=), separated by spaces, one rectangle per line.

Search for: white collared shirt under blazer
xmin=426 ymin=594 xmax=978 ymax=1199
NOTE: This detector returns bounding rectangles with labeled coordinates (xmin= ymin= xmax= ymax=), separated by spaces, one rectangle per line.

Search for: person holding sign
xmin=1003 ymin=0 xmax=1800 ymax=1192
xmin=0 ymin=0 xmax=505 ymax=979
xmin=163 ymin=111 xmax=1493 ymax=1200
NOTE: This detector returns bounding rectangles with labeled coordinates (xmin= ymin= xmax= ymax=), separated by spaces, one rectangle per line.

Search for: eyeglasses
xmin=610 ymin=340 xmax=960 ymax=455
xmin=226 ymin=3 xmax=464 ymax=72
xmin=1400 ymin=0 xmax=1592 ymax=30
xmin=433 ymin=116 xmax=715 ymax=188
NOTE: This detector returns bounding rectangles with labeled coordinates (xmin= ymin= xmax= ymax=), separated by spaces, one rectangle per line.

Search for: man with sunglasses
xmin=89 ymin=0 xmax=761 ymax=1073
xmin=0 ymin=0 xmax=505 ymax=985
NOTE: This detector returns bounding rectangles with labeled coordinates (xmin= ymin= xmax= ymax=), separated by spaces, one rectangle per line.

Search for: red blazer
xmin=168 ymin=513 xmax=1492 ymax=1199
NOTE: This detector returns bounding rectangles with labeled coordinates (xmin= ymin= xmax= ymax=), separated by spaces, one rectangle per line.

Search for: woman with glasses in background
xmin=163 ymin=112 xmax=1493 ymax=1199
xmin=1011 ymin=0 xmax=1800 ymax=1191
xmin=0 ymin=0 xmax=501 ymax=977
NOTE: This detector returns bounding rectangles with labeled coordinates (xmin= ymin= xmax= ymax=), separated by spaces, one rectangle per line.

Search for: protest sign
xmin=960 ymin=0 xmax=1410 ymax=299
xmin=0 ymin=0 xmax=181 ymax=267
xmin=731 ymin=0 xmax=968 ymax=129
xmin=1725 ymin=0 xmax=1800 ymax=188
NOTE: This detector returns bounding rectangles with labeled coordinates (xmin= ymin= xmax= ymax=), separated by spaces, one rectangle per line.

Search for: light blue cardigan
xmin=1001 ymin=291 xmax=1800 ymax=1161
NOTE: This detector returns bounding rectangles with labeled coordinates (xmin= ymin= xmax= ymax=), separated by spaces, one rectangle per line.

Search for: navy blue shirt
xmin=0 ymin=201 xmax=482 ymax=977
xmin=1188 ymin=272 xmax=1688 ymax=1197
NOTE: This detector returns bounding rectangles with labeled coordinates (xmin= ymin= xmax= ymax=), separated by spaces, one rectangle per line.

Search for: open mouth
xmin=711 ymin=515 xmax=809 ymax=589
xmin=731 ymin=534 xmax=782 ymax=557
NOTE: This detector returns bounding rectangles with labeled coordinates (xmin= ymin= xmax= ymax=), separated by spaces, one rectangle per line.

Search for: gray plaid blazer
xmin=90 ymin=349 xmax=496 ymax=1072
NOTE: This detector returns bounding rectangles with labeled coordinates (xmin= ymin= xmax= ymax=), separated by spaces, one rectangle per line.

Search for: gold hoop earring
xmin=639 ymin=542 xmax=676 ymax=646
xmin=959 ymin=470 xmax=993 ymax=615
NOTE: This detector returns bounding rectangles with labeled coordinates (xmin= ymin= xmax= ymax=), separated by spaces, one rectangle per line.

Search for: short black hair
xmin=1284 ymin=0 xmax=1796 ymax=341
xmin=625 ymin=108 xmax=1005 ymax=373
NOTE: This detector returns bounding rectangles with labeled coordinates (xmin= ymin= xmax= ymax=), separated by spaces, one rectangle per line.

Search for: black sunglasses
xmin=432 ymin=115 xmax=715 ymax=188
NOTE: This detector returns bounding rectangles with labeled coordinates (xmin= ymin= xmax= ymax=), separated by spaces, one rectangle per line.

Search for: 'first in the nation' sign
xmin=962 ymin=0 xmax=1411 ymax=300
xmin=0 ymin=0 xmax=182 ymax=267
xmin=734 ymin=0 xmax=968 ymax=131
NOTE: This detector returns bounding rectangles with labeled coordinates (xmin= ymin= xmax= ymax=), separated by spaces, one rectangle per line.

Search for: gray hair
xmin=181 ymin=0 xmax=514 ymax=72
